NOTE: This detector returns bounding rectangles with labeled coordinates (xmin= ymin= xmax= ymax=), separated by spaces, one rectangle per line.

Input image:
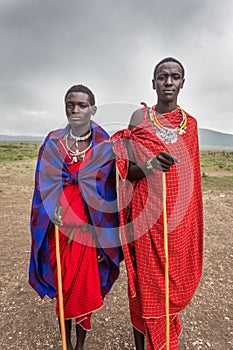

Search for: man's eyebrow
xmin=66 ymin=101 xmax=89 ymax=105
xmin=157 ymin=72 xmax=182 ymax=76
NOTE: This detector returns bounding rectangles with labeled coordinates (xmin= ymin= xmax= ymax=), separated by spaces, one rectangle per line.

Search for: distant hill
xmin=0 ymin=128 xmax=233 ymax=150
xmin=0 ymin=135 xmax=43 ymax=142
xmin=198 ymin=128 xmax=233 ymax=150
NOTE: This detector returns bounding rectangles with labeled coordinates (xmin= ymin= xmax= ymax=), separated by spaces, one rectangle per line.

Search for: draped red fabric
xmin=48 ymin=138 xmax=102 ymax=330
xmin=110 ymin=107 xmax=204 ymax=349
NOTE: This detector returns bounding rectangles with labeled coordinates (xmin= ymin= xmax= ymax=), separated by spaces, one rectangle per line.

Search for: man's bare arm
xmin=126 ymin=109 xmax=178 ymax=181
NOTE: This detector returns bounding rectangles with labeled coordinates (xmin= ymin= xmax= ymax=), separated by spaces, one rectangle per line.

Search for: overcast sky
xmin=1 ymin=0 xmax=233 ymax=136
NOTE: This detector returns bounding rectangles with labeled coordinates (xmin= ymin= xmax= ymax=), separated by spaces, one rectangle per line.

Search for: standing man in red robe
xmin=110 ymin=57 xmax=204 ymax=349
xmin=29 ymin=85 xmax=122 ymax=350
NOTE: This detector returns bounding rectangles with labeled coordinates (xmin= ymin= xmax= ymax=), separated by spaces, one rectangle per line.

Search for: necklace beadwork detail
xmin=65 ymin=134 xmax=92 ymax=163
xmin=69 ymin=129 xmax=92 ymax=142
xmin=150 ymin=105 xmax=187 ymax=144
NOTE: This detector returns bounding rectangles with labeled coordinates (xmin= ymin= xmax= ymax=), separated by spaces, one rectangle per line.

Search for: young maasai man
xmin=110 ymin=58 xmax=204 ymax=349
xmin=29 ymin=85 xmax=122 ymax=350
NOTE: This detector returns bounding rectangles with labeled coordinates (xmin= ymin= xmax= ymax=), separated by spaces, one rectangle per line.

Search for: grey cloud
xmin=0 ymin=0 xmax=233 ymax=135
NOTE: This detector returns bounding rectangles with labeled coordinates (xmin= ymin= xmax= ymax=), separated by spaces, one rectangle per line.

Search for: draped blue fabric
xmin=29 ymin=121 xmax=122 ymax=298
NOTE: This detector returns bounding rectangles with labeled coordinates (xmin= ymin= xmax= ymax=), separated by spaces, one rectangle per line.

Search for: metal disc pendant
xmin=71 ymin=155 xmax=78 ymax=164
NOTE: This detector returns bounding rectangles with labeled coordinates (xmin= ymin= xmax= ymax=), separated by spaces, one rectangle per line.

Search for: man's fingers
xmin=54 ymin=206 xmax=63 ymax=226
xmin=56 ymin=206 xmax=62 ymax=218
xmin=168 ymin=154 xmax=179 ymax=163
xmin=157 ymin=154 xmax=174 ymax=165
xmin=153 ymin=151 xmax=179 ymax=172
xmin=152 ymin=157 xmax=170 ymax=171
xmin=159 ymin=151 xmax=179 ymax=163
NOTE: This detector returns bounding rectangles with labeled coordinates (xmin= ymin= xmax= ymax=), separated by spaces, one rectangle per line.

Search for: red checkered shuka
xmin=110 ymin=106 xmax=204 ymax=348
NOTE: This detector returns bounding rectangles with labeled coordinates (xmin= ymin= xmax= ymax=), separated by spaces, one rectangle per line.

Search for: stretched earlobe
xmin=152 ymin=79 xmax=156 ymax=90
xmin=91 ymin=106 xmax=97 ymax=116
xmin=181 ymin=78 xmax=185 ymax=89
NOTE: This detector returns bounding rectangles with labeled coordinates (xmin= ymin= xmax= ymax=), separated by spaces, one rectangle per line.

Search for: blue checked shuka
xmin=29 ymin=121 xmax=122 ymax=299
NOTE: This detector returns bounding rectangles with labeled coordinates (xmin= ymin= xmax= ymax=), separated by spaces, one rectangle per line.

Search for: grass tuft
xmin=0 ymin=142 xmax=40 ymax=163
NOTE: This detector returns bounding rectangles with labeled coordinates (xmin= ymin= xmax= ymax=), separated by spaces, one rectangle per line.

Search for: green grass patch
xmin=200 ymin=151 xmax=233 ymax=173
xmin=202 ymin=175 xmax=233 ymax=192
xmin=0 ymin=142 xmax=40 ymax=163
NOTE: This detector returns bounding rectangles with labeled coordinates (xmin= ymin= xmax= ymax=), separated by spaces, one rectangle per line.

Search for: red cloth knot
xmin=109 ymin=129 xmax=131 ymax=142
xmin=140 ymin=102 xmax=148 ymax=109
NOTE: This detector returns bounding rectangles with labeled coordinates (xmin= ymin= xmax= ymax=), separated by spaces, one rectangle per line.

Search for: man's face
xmin=152 ymin=62 xmax=184 ymax=104
xmin=65 ymin=91 xmax=96 ymax=129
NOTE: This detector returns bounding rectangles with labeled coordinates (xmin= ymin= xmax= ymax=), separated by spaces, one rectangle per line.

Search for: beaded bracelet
xmin=146 ymin=157 xmax=155 ymax=170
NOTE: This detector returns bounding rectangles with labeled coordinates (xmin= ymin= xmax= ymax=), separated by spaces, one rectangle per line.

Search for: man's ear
xmin=91 ymin=105 xmax=97 ymax=116
xmin=180 ymin=78 xmax=185 ymax=89
xmin=152 ymin=79 xmax=156 ymax=90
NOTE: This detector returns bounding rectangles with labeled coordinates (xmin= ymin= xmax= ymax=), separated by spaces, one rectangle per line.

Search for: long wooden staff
xmin=55 ymin=224 xmax=67 ymax=350
xmin=162 ymin=172 xmax=170 ymax=350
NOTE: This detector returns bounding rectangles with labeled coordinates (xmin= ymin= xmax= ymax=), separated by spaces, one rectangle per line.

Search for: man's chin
xmin=68 ymin=120 xmax=91 ymax=130
xmin=161 ymin=95 xmax=178 ymax=104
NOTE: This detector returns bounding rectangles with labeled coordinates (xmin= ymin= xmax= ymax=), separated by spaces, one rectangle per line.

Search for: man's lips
xmin=163 ymin=90 xmax=174 ymax=93
xmin=69 ymin=114 xmax=82 ymax=120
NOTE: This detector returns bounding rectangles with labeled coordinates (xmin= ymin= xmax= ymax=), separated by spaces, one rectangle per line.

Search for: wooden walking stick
xmin=55 ymin=224 xmax=67 ymax=350
xmin=162 ymin=172 xmax=170 ymax=350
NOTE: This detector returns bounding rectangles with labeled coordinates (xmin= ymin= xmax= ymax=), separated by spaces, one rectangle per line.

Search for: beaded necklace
xmin=150 ymin=105 xmax=187 ymax=144
xmin=65 ymin=134 xmax=92 ymax=163
xmin=69 ymin=129 xmax=91 ymax=141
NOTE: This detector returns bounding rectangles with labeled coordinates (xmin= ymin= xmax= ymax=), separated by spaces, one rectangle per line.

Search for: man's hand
xmin=53 ymin=206 xmax=63 ymax=226
xmin=152 ymin=151 xmax=179 ymax=172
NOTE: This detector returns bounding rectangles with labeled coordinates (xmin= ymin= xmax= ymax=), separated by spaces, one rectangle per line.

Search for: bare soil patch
xmin=0 ymin=159 xmax=232 ymax=349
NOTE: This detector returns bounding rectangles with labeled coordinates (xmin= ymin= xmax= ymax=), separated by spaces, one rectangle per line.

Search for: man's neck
xmin=70 ymin=123 xmax=91 ymax=137
xmin=155 ymin=101 xmax=177 ymax=114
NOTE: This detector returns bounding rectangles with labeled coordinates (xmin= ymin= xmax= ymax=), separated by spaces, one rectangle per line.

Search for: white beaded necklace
xmin=65 ymin=135 xmax=92 ymax=163
xmin=69 ymin=129 xmax=92 ymax=141
xmin=150 ymin=105 xmax=187 ymax=144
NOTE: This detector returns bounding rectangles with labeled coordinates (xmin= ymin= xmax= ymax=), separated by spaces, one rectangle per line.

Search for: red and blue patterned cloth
xmin=29 ymin=121 xmax=122 ymax=299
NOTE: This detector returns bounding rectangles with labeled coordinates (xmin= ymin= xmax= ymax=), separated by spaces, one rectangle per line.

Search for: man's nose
xmin=72 ymin=104 xmax=80 ymax=113
xmin=165 ymin=76 xmax=173 ymax=85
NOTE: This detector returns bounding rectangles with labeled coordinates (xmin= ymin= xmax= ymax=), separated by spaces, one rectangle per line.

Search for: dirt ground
xmin=0 ymin=159 xmax=232 ymax=350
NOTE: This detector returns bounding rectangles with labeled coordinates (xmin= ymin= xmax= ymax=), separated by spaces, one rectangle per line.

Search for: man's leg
xmin=58 ymin=318 xmax=73 ymax=350
xmin=133 ymin=327 xmax=145 ymax=350
xmin=74 ymin=324 xmax=87 ymax=350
